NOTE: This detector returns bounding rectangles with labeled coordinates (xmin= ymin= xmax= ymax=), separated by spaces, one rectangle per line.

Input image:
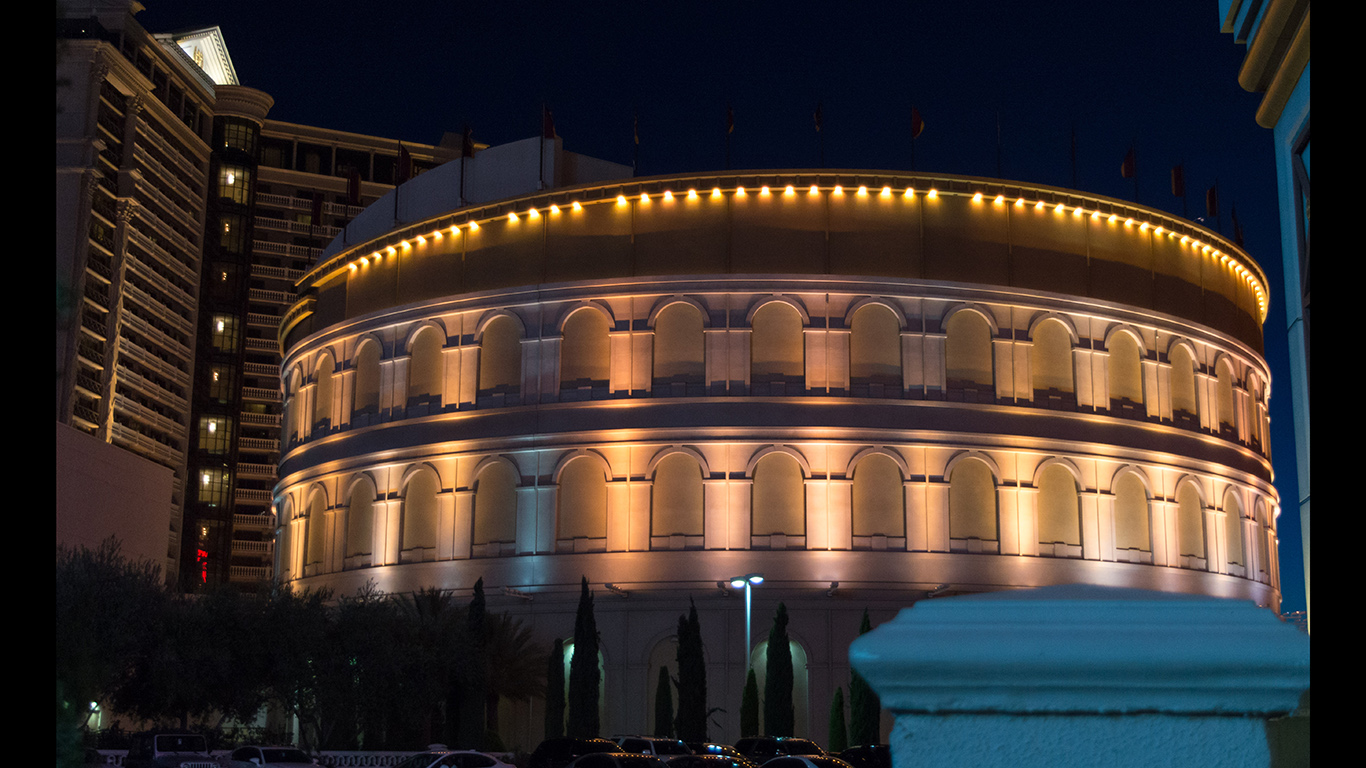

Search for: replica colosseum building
xmin=275 ymin=140 xmax=1280 ymax=743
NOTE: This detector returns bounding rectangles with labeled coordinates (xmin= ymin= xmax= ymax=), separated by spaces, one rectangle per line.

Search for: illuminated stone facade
xmin=277 ymin=167 xmax=1279 ymax=741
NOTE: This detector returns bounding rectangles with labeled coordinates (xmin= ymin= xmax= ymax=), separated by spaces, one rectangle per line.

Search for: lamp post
xmin=729 ymin=573 xmax=765 ymax=669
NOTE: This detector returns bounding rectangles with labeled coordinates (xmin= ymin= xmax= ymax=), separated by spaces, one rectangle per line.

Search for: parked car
xmin=393 ymin=751 xmax=516 ymax=768
xmin=565 ymin=754 xmax=669 ymax=768
xmin=756 ymin=757 xmax=853 ymax=768
xmin=835 ymin=745 xmax=889 ymax=768
xmin=667 ymin=752 xmax=760 ymax=768
xmin=734 ymin=738 xmax=825 ymax=763
xmin=123 ymin=733 xmax=217 ymax=768
xmin=530 ymin=738 xmax=626 ymax=768
xmin=223 ymin=746 xmax=317 ymax=767
xmin=613 ymin=737 xmax=692 ymax=757
xmin=684 ymin=745 xmax=746 ymax=761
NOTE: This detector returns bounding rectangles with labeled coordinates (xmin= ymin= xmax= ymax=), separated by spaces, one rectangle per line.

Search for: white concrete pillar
xmin=851 ymin=585 xmax=1310 ymax=768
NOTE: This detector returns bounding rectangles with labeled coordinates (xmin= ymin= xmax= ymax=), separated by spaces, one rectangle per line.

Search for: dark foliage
xmin=675 ymin=599 xmax=707 ymax=741
xmin=567 ymin=577 xmax=601 ymax=737
xmin=763 ymin=602 xmax=794 ymax=736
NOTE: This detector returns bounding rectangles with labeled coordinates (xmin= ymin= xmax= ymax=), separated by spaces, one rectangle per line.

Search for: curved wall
xmin=276 ymin=171 xmax=1279 ymax=740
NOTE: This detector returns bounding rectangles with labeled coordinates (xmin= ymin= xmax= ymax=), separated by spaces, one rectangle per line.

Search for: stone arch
xmin=406 ymin=323 xmax=446 ymax=408
xmin=849 ymin=301 xmax=903 ymax=387
xmin=559 ymin=304 xmax=612 ymax=389
xmin=399 ymin=463 xmax=441 ymax=555
xmin=650 ymin=451 xmax=705 ymax=539
xmin=751 ymin=450 xmax=806 ymax=538
xmin=352 ymin=335 xmax=382 ymax=419
xmin=947 ymin=453 xmax=998 ymax=543
xmin=1105 ymin=325 xmax=1146 ymax=411
xmin=1175 ymin=476 xmax=1207 ymax=564
xmin=1034 ymin=460 xmax=1082 ymax=549
xmin=1223 ymin=486 xmax=1245 ymax=569
xmin=312 ymin=351 xmax=336 ymax=432
xmin=283 ymin=365 xmax=304 ymax=444
xmin=1166 ymin=339 xmax=1200 ymax=420
xmin=277 ymin=496 xmax=295 ymax=580
xmin=652 ymin=300 xmax=706 ymax=385
xmin=476 ymin=312 xmax=523 ymax=396
xmin=1029 ymin=315 xmax=1076 ymax=397
xmin=749 ymin=632 xmax=811 ymax=738
xmin=556 ymin=452 xmax=610 ymax=541
xmin=1111 ymin=467 xmax=1152 ymax=554
xmin=851 ymin=451 xmax=905 ymax=538
xmin=304 ymin=484 xmax=329 ymax=569
xmin=943 ymin=305 xmax=995 ymax=396
xmin=344 ymin=473 xmax=378 ymax=561
xmin=750 ymin=300 xmax=806 ymax=388
xmin=1214 ymin=354 xmax=1238 ymax=433
xmin=472 ymin=457 xmax=518 ymax=549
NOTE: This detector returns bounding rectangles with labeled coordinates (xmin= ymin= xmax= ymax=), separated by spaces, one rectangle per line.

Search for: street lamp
xmin=729 ymin=573 xmax=765 ymax=669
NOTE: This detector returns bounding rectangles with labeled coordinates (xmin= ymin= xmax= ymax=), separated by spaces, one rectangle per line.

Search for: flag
xmin=633 ymin=113 xmax=640 ymax=146
xmin=461 ymin=126 xmax=475 ymax=158
xmin=814 ymin=102 xmax=823 ymax=133
xmin=347 ymin=170 xmax=361 ymax=206
xmin=910 ymin=107 xmax=925 ymax=139
xmin=397 ymin=144 xmax=413 ymax=184
xmin=310 ymin=192 xmax=323 ymax=224
xmin=1170 ymin=164 xmax=1185 ymax=197
xmin=1120 ymin=146 xmax=1136 ymax=179
xmin=726 ymin=105 xmax=735 ymax=134
xmin=1206 ymin=184 xmax=1219 ymax=218
xmin=1231 ymin=204 xmax=1244 ymax=246
xmin=542 ymin=106 xmax=556 ymax=139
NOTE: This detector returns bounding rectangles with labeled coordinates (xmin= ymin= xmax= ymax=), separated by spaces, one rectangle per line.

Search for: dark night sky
xmin=135 ymin=1 xmax=1305 ymax=613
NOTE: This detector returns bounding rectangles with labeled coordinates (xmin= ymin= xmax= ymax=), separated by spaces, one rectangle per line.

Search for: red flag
xmin=910 ymin=107 xmax=925 ymax=139
xmin=726 ymin=105 xmax=735 ymax=134
xmin=633 ymin=113 xmax=640 ymax=146
xmin=542 ymin=106 xmax=556 ymax=139
xmin=1206 ymin=184 xmax=1219 ymax=218
xmin=461 ymin=126 xmax=475 ymax=158
xmin=347 ymin=171 xmax=361 ymax=206
xmin=1120 ymin=147 xmax=1136 ymax=179
xmin=1231 ymin=204 xmax=1244 ymax=246
xmin=814 ymin=102 xmax=823 ymax=133
xmin=1170 ymin=164 xmax=1185 ymax=197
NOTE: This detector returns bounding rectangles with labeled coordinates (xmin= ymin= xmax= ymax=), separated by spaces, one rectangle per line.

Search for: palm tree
xmin=484 ymin=612 xmax=545 ymax=738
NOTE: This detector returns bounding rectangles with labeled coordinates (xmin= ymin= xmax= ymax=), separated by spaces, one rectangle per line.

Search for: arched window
xmin=653 ymin=303 xmax=705 ymax=388
xmin=944 ymin=310 xmax=993 ymax=401
xmin=353 ymin=340 xmax=381 ymax=419
xmin=473 ymin=461 xmax=518 ymax=550
xmin=313 ymin=353 xmax=334 ymax=432
xmin=1215 ymin=358 xmax=1237 ymax=436
xmin=1177 ymin=481 xmax=1205 ymax=563
xmin=1113 ymin=472 xmax=1150 ymax=553
xmin=949 ymin=458 xmax=997 ymax=542
xmin=558 ymin=456 xmax=607 ymax=541
xmin=407 ymin=326 xmax=444 ymax=408
xmin=283 ymin=368 xmax=302 ymax=445
xmin=1224 ymin=488 xmax=1244 ymax=568
xmin=401 ymin=468 xmax=440 ymax=555
xmin=652 ymin=453 xmax=704 ymax=541
xmin=277 ymin=499 xmax=295 ymax=580
xmin=1169 ymin=344 xmax=1199 ymax=424
xmin=1031 ymin=319 xmax=1074 ymax=405
xmin=1108 ymin=331 xmax=1144 ymax=415
xmin=1037 ymin=464 xmax=1081 ymax=549
xmin=561 ymin=309 xmax=610 ymax=390
xmin=478 ymin=315 xmax=522 ymax=396
xmin=1255 ymin=501 xmax=1271 ymax=575
xmin=850 ymin=303 xmax=901 ymax=390
xmin=749 ymin=635 xmax=810 ymax=739
xmin=852 ymin=453 xmax=904 ymax=538
xmin=752 ymin=452 xmax=804 ymax=538
xmin=751 ymin=302 xmax=804 ymax=392
xmin=305 ymin=491 xmax=327 ymax=569
xmin=345 ymin=477 xmax=376 ymax=560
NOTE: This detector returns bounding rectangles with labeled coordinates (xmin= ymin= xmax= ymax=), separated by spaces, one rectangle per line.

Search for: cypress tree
xmin=675 ymin=600 xmax=707 ymax=741
xmin=848 ymin=609 xmax=882 ymax=745
xmin=544 ymin=638 xmax=564 ymax=738
xmin=740 ymin=668 xmax=760 ymax=737
xmin=763 ymin=602 xmax=794 ymax=736
xmin=459 ymin=578 xmax=487 ymax=748
xmin=567 ymin=577 xmax=600 ymax=737
xmin=653 ymin=666 xmax=674 ymax=737
xmin=827 ymin=686 xmax=848 ymax=752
